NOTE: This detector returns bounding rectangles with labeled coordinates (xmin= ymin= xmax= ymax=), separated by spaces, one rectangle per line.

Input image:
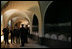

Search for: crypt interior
xmin=1 ymin=1 xmax=71 ymax=48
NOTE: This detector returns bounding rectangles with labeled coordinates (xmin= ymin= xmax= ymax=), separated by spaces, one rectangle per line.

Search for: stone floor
xmin=1 ymin=38 xmax=48 ymax=48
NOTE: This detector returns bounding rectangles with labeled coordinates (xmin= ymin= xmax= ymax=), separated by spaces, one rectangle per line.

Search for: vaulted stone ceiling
xmin=1 ymin=1 xmax=53 ymax=18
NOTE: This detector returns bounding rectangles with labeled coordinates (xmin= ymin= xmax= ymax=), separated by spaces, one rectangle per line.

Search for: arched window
xmin=44 ymin=1 xmax=71 ymax=34
xmin=32 ymin=14 xmax=38 ymax=33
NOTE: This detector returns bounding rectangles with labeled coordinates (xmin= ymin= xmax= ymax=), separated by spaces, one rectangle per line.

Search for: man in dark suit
xmin=13 ymin=25 xmax=19 ymax=43
xmin=20 ymin=24 xmax=27 ymax=47
xmin=2 ymin=26 xmax=9 ymax=45
xmin=25 ymin=25 xmax=30 ymax=43
xmin=10 ymin=28 xmax=15 ymax=44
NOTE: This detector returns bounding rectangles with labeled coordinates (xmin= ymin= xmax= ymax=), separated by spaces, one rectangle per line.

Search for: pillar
xmin=30 ymin=21 xmax=32 ymax=34
xmin=39 ymin=20 xmax=44 ymax=37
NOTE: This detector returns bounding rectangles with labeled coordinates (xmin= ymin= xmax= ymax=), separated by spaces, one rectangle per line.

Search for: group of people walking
xmin=2 ymin=24 xmax=30 ymax=47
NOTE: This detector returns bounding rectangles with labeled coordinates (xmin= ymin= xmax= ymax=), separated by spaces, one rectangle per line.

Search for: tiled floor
xmin=1 ymin=38 xmax=48 ymax=48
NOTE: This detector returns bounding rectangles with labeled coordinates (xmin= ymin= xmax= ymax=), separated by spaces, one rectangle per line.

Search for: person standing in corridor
xmin=10 ymin=28 xmax=15 ymax=44
xmin=2 ymin=26 xmax=9 ymax=45
xmin=13 ymin=25 xmax=19 ymax=43
xmin=25 ymin=25 xmax=30 ymax=43
xmin=20 ymin=24 xmax=27 ymax=47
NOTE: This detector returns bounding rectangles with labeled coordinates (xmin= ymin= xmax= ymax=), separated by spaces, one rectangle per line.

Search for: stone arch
xmin=3 ymin=9 xmax=30 ymax=28
xmin=44 ymin=1 xmax=56 ymax=34
xmin=29 ymin=5 xmax=44 ymax=37
xmin=13 ymin=17 xmax=30 ymax=26
xmin=44 ymin=1 xmax=71 ymax=34
xmin=43 ymin=1 xmax=53 ymax=19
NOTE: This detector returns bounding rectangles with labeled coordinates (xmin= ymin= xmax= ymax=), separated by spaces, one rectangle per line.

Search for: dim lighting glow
xmin=1 ymin=35 xmax=11 ymax=43
xmin=28 ymin=25 xmax=30 ymax=27
xmin=8 ymin=20 xmax=11 ymax=26
xmin=9 ymin=40 xmax=11 ymax=43
xmin=1 ymin=35 xmax=4 ymax=43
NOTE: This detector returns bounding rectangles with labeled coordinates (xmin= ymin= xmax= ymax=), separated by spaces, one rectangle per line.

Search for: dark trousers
xmin=25 ymin=36 xmax=28 ymax=43
xmin=21 ymin=37 xmax=25 ymax=46
xmin=4 ymin=36 xmax=9 ymax=44
xmin=16 ymin=37 xmax=20 ymax=43
xmin=11 ymin=35 xmax=14 ymax=43
xmin=21 ymin=40 xmax=24 ymax=46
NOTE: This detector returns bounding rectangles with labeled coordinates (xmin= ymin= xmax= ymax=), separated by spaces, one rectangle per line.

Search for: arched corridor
xmin=1 ymin=1 xmax=71 ymax=48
